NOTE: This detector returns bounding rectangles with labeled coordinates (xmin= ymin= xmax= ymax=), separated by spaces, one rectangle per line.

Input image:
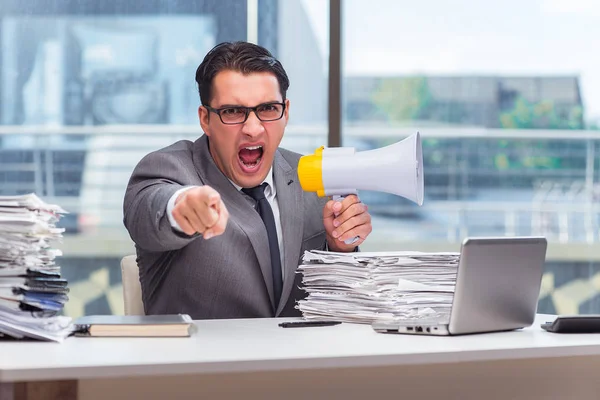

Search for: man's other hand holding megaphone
xmin=322 ymin=194 xmax=372 ymax=252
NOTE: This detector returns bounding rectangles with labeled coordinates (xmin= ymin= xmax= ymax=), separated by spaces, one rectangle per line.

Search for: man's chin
xmin=234 ymin=170 xmax=269 ymax=189
xmin=236 ymin=159 xmax=271 ymax=187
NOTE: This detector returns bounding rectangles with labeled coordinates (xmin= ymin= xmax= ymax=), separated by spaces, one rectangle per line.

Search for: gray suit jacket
xmin=123 ymin=135 xmax=328 ymax=319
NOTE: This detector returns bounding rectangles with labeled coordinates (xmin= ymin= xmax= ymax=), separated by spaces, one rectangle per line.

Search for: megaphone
xmin=297 ymin=132 xmax=424 ymax=243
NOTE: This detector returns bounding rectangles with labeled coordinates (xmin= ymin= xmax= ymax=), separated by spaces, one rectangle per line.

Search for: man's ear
xmin=199 ymin=106 xmax=210 ymax=136
xmin=283 ymin=99 xmax=290 ymax=126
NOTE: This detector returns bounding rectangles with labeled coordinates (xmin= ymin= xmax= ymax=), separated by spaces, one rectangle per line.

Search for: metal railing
xmin=1 ymin=124 xmax=600 ymax=257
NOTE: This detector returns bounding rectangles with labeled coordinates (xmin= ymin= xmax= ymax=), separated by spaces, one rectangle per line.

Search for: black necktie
xmin=242 ymin=183 xmax=283 ymax=309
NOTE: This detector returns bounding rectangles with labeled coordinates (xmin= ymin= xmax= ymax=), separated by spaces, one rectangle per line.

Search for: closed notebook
xmin=73 ymin=314 xmax=195 ymax=337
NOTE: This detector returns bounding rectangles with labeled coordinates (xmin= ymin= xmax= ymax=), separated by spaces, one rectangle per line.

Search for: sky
xmin=301 ymin=0 xmax=600 ymax=123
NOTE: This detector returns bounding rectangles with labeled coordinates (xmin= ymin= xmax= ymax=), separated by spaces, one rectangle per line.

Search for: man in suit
xmin=123 ymin=41 xmax=372 ymax=319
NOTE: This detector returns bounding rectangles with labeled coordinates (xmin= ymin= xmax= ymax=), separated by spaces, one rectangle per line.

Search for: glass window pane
xmin=0 ymin=0 xmax=328 ymax=317
xmin=343 ymin=0 xmax=600 ymax=315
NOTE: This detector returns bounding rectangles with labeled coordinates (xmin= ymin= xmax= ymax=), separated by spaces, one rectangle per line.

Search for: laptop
xmin=372 ymin=236 xmax=547 ymax=336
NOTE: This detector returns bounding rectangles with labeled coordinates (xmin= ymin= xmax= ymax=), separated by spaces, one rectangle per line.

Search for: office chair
xmin=120 ymin=255 xmax=145 ymax=315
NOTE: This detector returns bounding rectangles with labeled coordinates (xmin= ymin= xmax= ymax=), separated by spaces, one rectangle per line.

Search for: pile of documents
xmin=296 ymin=250 xmax=460 ymax=324
xmin=0 ymin=194 xmax=73 ymax=341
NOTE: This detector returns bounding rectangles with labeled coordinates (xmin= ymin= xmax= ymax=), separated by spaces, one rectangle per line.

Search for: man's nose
xmin=241 ymin=110 xmax=265 ymax=137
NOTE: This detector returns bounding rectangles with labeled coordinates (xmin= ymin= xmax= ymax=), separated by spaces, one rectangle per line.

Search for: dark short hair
xmin=195 ymin=41 xmax=290 ymax=106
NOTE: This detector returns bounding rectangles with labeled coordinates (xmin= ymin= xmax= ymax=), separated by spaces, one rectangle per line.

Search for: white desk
xmin=1 ymin=314 xmax=600 ymax=400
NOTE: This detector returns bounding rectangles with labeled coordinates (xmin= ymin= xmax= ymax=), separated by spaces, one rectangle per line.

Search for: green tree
xmin=497 ymin=96 xmax=586 ymax=171
xmin=499 ymin=96 xmax=583 ymax=130
xmin=371 ymin=77 xmax=432 ymax=123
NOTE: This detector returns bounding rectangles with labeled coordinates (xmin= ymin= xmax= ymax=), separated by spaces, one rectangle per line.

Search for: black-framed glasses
xmin=204 ymin=102 xmax=286 ymax=125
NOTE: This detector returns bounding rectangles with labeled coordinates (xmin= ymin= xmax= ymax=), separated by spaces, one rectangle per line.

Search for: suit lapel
xmin=192 ymin=136 xmax=275 ymax=311
xmin=273 ymin=151 xmax=304 ymax=316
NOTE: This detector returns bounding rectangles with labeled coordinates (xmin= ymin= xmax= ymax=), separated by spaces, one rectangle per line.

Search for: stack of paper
xmin=296 ymin=250 xmax=460 ymax=324
xmin=0 ymin=194 xmax=73 ymax=342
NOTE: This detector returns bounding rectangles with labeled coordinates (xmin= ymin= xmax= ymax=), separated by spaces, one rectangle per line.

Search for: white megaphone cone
xmin=298 ymin=132 xmax=424 ymax=243
xmin=298 ymin=132 xmax=424 ymax=204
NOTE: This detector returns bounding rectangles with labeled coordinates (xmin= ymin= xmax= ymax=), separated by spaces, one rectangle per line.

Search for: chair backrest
xmin=120 ymin=255 xmax=145 ymax=315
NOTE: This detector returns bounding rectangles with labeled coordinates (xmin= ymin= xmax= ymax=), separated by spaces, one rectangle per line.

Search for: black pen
xmin=279 ymin=320 xmax=342 ymax=328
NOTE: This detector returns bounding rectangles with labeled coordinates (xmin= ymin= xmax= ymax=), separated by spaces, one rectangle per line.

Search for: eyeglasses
xmin=204 ymin=102 xmax=286 ymax=125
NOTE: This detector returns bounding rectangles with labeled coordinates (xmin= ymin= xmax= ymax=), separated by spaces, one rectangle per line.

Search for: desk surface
xmin=1 ymin=314 xmax=600 ymax=382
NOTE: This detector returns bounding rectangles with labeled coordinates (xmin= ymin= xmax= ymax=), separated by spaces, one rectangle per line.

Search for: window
xmin=0 ymin=0 xmax=329 ymax=316
xmin=342 ymin=0 xmax=600 ymax=315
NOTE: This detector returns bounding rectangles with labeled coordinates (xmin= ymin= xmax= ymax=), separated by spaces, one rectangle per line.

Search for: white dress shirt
xmin=166 ymin=168 xmax=285 ymax=279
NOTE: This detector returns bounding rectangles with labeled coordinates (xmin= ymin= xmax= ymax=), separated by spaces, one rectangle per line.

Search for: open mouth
xmin=238 ymin=145 xmax=264 ymax=172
